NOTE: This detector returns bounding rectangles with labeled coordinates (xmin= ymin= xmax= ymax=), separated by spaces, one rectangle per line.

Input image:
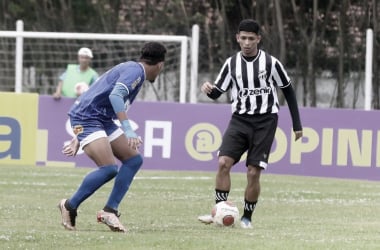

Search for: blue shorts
xmin=69 ymin=117 xmax=124 ymax=149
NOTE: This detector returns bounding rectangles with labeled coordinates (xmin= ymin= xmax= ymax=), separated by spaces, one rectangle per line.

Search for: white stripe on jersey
xmin=214 ymin=50 xmax=291 ymax=115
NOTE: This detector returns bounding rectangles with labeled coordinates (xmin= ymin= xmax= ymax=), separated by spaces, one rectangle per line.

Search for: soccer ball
xmin=74 ymin=82 xmax=89 ymax=96
xmin=211 ymin=201 xmax=240 ymax=227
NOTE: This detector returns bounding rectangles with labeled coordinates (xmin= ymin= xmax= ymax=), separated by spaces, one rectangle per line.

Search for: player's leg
xmin=103 ymin=132 xmax=141 ymax=213
xmin=97 ymin=123 xmax=141 ymax=232
xmin=69 ymin=136 xmax=119 ymax=206
xmin=58 ymin=120 xmax=118 ymax=230
xmin=216 ymin=116 xmax=249 ymax=204
xmin=240 ymin=164 xmax=262 ymax=229
xmin=215 ymin=155 xmax=235 ymax=203
xmin=198 ymin=116 xmax=247 ymax=224
xmin=241 ymin=113 xmax=278 ymax=229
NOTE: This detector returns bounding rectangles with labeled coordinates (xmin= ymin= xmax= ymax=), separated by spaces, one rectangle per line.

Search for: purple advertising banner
xmin=38 ymin=95 xmax=380 ymax=181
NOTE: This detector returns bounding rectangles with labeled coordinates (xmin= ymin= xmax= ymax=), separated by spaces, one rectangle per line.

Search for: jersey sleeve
xmin=214 ymin=58 xmax=232 ymax=92
xmin=116 ymin=65 xmax=143 ymax=93
xmin=272 ymin=58 xmax=291 ymax=88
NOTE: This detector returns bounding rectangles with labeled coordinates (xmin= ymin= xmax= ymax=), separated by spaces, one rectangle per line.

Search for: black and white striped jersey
xmin=214 ymin=50 xmax=291 ymax=115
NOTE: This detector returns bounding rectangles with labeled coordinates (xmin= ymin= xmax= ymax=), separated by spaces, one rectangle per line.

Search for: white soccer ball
xmin=211 ymin=201 xmax=240 ymax=227
xmin=74 ymin=82 xmax=89 ymax=96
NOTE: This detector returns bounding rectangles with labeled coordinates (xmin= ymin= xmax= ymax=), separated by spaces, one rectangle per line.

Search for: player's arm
xmin=201 ymin=82 xmax=223 ymax=99
xmin=109 ymin=83 xmax=141 ymax=149
xmin=281 ymin=84 xmax=303 ymax=141
xmin=201 ymin=60 xmax=230 ymax=100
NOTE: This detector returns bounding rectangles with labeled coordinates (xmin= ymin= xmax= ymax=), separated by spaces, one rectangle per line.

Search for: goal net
xmin=0 ymin=28 xmax=192 ymax=102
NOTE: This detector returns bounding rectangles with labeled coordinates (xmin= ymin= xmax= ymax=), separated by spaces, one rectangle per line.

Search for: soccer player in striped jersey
xmin=198 ymin=19 xmax=303 ymax=229
xmin=57 ymin=42 xmax=166 ymax=232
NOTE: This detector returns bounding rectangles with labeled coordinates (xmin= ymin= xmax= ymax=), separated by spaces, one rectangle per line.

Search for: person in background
xmin=53 ymin=47 xmax=98 ymax=99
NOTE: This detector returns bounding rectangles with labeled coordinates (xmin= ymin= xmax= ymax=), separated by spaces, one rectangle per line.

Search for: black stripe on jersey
xmin=230 ymin=55 xmax=242 ymax=110
xmin=230 ymin=54 xmax=237 ymax=83
xmin=241 ymin=57 xmax=251 ymax=112
xmin=253 ymin=58 xmax=262 ymax=114
xmin=271 ymin=75 xmax=280 ymax=110
xmin=265 ymin=52 xmax=274 ymax=113
xmin=216 ymin=62 xmax=230 ymax=89
xmin=275 ymin=61 xmax=289 ymax=86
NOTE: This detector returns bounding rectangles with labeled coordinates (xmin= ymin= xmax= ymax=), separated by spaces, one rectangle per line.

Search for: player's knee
xmin=218 ymin=157 xmax=233 ymax=173
xmin=122 ymin=154 xmax=143 ymax=170
xmin=102 ymin=164 xmax=118 ymax=179
xmin=133 ymin=154 xmax=143 ymax=168
xmin=247 ymin=165 xmax=261 ymax=181
xmin=109 ymin=165 xmax=118 ymax=176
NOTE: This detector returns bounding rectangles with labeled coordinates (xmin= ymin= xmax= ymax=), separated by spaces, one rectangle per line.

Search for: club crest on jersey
xmin=72 ymin=125 xmax=84 ymax=135
xmin=239 ymin=87 xmax=272 ymax=98
xmin=258 ymin=70 xmax=267 ymax=80
xmin=131 ymin=77 xmax=141 ymax=89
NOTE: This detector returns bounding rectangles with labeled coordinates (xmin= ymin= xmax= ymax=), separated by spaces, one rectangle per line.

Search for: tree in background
xmin=1 ymin=0 xmax=379 ymax=109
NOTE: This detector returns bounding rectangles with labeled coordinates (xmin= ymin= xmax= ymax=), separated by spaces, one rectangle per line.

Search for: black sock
xmin=64 ymin=199 xmax=76 ymax=211
xmin=103 ymin=206 xmax=118 ymax=216
xmin=64 ymin=200 xmax=77 ymax=226
xmin=242 ymin=199 xmax=257 ymax=221
xmin=215 ymin=189 xmax=229 ymax=203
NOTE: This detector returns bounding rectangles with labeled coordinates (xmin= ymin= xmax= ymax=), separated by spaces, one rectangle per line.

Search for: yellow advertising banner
xmin=0 ymin=92 xmax=39 ymax=165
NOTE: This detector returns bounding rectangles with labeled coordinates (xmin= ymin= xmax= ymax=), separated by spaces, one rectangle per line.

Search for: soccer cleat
xmin=97 ymin=210 xmax=127 ymax=232
xmin=240 ymin=217 xmax=253 ymax=229
xmin=57 ymin=199 xmax=77 ymax=230
xmin=198 ymin=214 xmax=214 ymax=224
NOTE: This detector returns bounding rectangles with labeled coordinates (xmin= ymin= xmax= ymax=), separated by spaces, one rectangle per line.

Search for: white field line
xmin=135 ymin=176 xmax=212 ymax=180
xmin=0 ymin=176 xmax=212 ymax=186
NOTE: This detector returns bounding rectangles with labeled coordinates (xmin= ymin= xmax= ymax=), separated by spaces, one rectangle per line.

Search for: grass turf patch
xmin=1 ymin=165 xmax=380 ymax=249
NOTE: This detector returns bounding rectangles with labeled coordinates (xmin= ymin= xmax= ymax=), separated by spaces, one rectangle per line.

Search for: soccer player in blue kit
xmin=58 ymin=42 xmax=166 ymax=232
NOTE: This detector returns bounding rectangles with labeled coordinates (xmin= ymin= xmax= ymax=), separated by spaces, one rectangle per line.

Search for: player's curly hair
xmin=140 ymin=42 xmax=167 ymax=65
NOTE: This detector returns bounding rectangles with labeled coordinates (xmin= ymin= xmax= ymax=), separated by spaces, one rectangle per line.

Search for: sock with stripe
xmin=242 ymin=199 xmax=257 ymax=221
xmin=215 ymin=189 xmax=229 ymax=204
xmin=68 ymin=164 xmax=118 ymax=209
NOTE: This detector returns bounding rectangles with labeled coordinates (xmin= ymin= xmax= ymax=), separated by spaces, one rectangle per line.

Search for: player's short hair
xmin=140 ymin=42 xmax=167 ymax=65
xmin=238 ymin=19 xmax=260 ymax=34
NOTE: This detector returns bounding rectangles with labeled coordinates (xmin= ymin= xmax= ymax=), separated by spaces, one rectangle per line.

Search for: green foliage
xmin=1 ymin=165 xmax=380 ymax=249
xmin=1 ymin=0 xmax=379 ymax=107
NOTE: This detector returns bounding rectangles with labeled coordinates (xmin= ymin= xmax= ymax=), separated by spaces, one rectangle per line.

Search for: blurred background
xmin=0 ymin=0 xmax=378 ymax=109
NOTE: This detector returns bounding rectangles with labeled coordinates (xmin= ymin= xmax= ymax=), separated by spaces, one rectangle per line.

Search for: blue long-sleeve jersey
xmin=68 ymin=61 xmax=146 ymax=122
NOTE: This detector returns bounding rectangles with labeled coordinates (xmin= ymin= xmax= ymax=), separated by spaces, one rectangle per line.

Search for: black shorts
xmin=219 ymin=113 xmax=278 ymax=169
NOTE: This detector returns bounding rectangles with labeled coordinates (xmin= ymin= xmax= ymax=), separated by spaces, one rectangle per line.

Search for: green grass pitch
xmin=1 ymin=165 xmax=380 ymax=249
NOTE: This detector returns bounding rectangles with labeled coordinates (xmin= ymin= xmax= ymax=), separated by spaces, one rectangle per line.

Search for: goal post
xmin=1 ymin=20 xmax=199 ymax=103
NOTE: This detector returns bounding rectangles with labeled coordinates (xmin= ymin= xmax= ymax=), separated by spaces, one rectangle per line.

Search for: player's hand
xmin=294 ymin=130 xmax=303 ymax=141
xmin=201 ymin=82 xmax=214 ymax=94
xmin=127 ymin=136 xmax=143 ymax=150
xmin=125 ymin=130 xmax=142 ymax=150
xmin=122 ymin=119 xmax=142 ymax=150
xmin=62 ymin=137 xmax=80 ymax=156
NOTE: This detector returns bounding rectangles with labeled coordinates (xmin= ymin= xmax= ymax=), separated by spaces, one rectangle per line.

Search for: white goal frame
xmin=1 ymin=20 xmax=199 ymax=103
